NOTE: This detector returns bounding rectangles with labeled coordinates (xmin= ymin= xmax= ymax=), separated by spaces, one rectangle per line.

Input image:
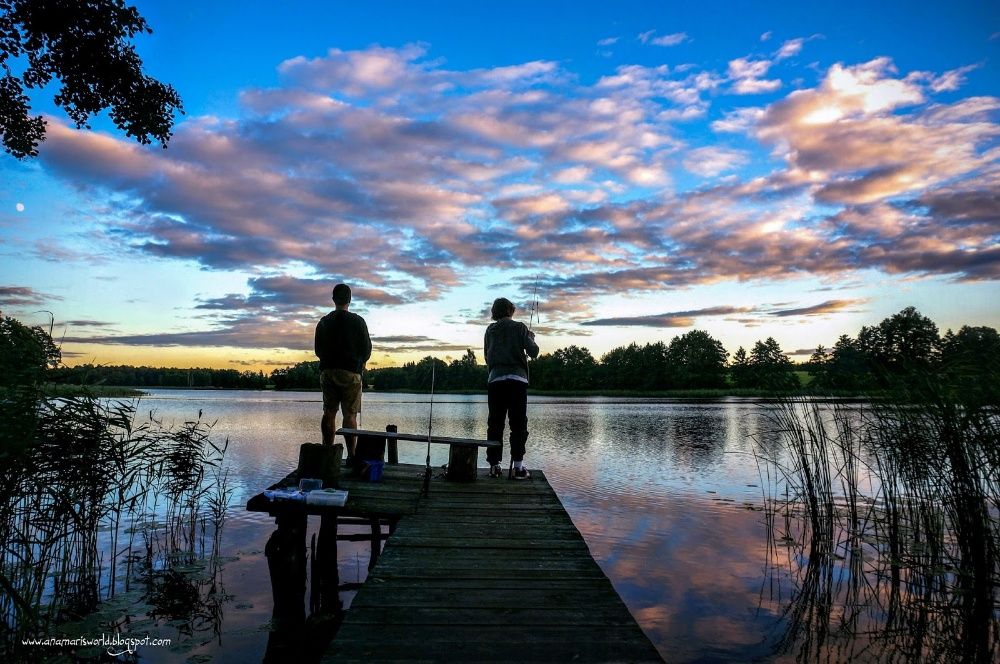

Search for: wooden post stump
xmin=386 ymin=424 xmax=398 ymax=464
xmin=298 ymin=443 xmax=342 ymax=488
xmin=446 ymin=444 xmax=478 ymax=481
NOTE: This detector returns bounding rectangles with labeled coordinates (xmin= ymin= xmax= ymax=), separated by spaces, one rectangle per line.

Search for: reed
xmin=754 ymin=383 xmax=999 ymax=662
xmin=0 ymin=393 xmax=230 ymax=660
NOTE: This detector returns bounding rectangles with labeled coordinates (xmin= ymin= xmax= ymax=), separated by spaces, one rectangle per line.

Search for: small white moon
xmin=15 ymin=203 xmax=24 ymax=212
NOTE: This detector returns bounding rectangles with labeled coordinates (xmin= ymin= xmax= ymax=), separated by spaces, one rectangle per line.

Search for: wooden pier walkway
xmin=323 ymin=465 xmax=662 ymax=663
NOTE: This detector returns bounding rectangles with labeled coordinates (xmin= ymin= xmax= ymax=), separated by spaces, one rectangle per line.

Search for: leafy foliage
xmin=0 ymin=315 xmax=61 ymax=455
xmin=0 ymin=0 xmax=182 ymax=157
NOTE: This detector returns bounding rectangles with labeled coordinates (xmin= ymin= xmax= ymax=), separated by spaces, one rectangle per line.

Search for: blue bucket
xmin=362 ymin=460 xmax=384 ymax=482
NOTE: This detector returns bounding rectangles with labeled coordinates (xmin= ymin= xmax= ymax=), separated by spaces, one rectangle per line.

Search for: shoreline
xmin=44 ymin=384 xmax=876 ymax=400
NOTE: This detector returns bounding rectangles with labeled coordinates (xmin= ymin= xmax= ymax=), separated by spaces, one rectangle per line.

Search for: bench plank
xmin=336 ymin=427 xmax=500 ymax=448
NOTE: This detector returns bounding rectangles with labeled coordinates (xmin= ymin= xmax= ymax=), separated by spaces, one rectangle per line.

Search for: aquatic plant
xmin=0 ymin=393 xmax=230 ymax=660
xmin=755 ymin=384 xmax=1000 ymax=662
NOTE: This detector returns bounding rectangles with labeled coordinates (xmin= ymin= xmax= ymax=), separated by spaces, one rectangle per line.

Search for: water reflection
xmin=132 ymin=390 xmax=781 ymax=661
xmin=107 ymin=390 xmax=993 ymax=664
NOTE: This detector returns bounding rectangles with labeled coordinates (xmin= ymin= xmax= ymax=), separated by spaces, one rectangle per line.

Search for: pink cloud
xmin=29 ymin=46 xmax=999 ymax=351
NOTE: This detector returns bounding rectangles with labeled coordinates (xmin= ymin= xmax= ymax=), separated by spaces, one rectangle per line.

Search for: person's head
xmin=491 ymin=297 xmax=515 ymax=321
xmin=332 ymin=283 xmax=352 ymax=307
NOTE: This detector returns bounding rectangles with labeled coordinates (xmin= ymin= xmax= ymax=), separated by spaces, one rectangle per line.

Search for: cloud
xmin=650 ymin=32 xmax=689 ymax=47
xmin=775 ymin=38 xmax=804 ymax=60
xmin=63 ymin=320 xmax=116 ymax=327
xmin=583 ymin=306 xmax=753 ymax=327
xmin=760 ymin=31 xmax=773 ymax=42
xmin=63 ymin=316 xmax=314 ymax=350
xmin=580 ymin=299 xmax=866 ymax=329
xmin=727 ymin=57 xmax=782 ymax=94
xmin=925 ymin=64 xmax=980 ymax=93
xmin=754 ymin=58 xmax=998 ymax=206
xmin=638 ymin=30 xmax=689 ymax=47
xmin=31 ymin=45 xmax=1000 ymax=353
xmin=682 ymin=146 xmax=749 ymax=177
xmin=229 ymin=358 xmax=300 ymax=367
xmin=767 ymin=299 xmax=866 ymax=317
xmin=597 ymin=37 xmax=619 ymax=47
xmin=0 ymin=286 xmax=61 ymax=307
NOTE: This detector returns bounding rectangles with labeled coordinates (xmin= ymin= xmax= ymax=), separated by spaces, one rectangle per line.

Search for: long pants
xmin=487 ymin=379 xmax=528 ymax=465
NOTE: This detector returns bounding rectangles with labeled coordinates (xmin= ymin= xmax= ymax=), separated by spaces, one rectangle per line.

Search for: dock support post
xmin=368 ymin=518 xmax=382 ymax=571
xmin=386 ymin=424 xmax=398 ymax=464
xmin=316 ymin=513 xmax=340 ymax=613
xmin=263 ymin=511 xmax=307 ymax=661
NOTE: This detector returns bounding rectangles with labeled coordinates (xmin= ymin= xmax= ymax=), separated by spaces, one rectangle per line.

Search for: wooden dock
xmin=323 ymin=465 xmax=662 ymax=663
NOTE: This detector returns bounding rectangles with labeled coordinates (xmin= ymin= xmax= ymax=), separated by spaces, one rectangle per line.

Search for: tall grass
xmin=0 ymin=394 xmax=230 ymax=660
xmin=756 ymin=386 xmax=999 ymax=662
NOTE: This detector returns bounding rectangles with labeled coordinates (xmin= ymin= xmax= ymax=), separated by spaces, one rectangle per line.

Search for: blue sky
xmin=1 ymin=1 xmax=998 ymax=370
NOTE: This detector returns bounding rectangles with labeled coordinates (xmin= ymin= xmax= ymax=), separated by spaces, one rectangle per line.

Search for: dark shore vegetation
xmin=1 ymin=316 xmax=231 ymax=662
xmin=41 ymin=308 xmax=997 ymax=402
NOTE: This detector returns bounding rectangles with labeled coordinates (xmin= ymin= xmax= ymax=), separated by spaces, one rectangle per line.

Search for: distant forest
xmin=42 ymin=307 xmax=1000 ymax=397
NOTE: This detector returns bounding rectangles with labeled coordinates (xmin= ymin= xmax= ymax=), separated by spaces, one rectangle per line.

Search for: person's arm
xmin=523 ymin=324 xmax=539 ymax=359
xmin=314 ymin=320 xmax=324 ymax=360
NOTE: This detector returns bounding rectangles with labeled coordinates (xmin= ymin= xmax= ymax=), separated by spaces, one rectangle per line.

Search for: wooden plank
xmin=242 ymin=460 xmax=661 ymax=662
xmin=328 ymin=627 xmax=662 ymax=662
xmin=337 ymin=427 xmax=501 ymax=448
xmin=344 ymin=606 xmax=643 ymax=626
xmin=352 ymin=587 xmax=629 ymax=609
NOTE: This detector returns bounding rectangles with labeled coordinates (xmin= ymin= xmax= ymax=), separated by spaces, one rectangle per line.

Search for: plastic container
xmin=306 ymin=489 xmax=349 ymax=507
xmin=298 ymin=477 xmax=323 ymax=492
xmin=362 ymin=460 xmax=384 ymax=482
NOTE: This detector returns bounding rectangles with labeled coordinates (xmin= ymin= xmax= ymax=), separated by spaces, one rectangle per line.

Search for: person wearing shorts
xmin=315 ymin=283 xmax=372 ymax=458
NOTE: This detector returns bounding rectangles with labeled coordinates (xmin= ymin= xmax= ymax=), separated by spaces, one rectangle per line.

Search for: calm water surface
xmin=134 ymin=389 xmax=796 ymax=662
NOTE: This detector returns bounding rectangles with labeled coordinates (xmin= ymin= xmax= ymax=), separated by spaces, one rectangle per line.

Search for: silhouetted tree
xmin=0 ymin=313 xmax=60 ymax=385
xmin=531 ymin=345 xmax=597 ymax=390
xmin=938 ymin=325 xmax=1000 ymax=402
xmin=446 ymin=349 xmax=486 ymax=389
xmin=748 ymin=337 xmax=799 ymax=390
xmin=730 ymin=346 xmax=751 ymax=388
xmin=598 ymin=343 xmax=648 ymax=390
xmin=665 ymin=330 xmax=728 ymax=388
xmin=809 ymin=335 xmax=875 ymax=391
xmin=0 ymin=0 xmax=183 ymax=157
xmin=0 ymin=314 xmax=60 ymax=454
xmin=859 ymin=306 xmax=940 ymax=383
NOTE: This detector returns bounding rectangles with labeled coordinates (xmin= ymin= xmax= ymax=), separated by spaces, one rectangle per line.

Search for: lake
xmin=129 ymin=389 xmax=846 ymax=662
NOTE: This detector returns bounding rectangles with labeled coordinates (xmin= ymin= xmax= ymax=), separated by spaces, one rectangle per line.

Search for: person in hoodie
xmin=484 ymin=297 xmax=540 ymax=479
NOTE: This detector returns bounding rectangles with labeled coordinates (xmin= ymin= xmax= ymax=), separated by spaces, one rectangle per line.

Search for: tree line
xmin=279 ymin=307 xmax=1000 ymax=396
xmin=5 ymin=306 xmax=997 ymax=396
xmin=47 ymin=364 xmax=268 ymax=389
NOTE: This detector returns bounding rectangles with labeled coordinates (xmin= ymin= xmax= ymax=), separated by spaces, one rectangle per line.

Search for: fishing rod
xmin=511 ymin=276 xmax=541 ymax=481
xmin=422 ymin=362 xmax=435 ymax=497
xmin=527 ymin=275 xmax=540 ymax=331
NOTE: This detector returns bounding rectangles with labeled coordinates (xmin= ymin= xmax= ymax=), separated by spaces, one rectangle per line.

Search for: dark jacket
xmin=315 ymin=309 xmax=372 ymax=373
xmin=484 ymin=317 xmax=539 ymax=383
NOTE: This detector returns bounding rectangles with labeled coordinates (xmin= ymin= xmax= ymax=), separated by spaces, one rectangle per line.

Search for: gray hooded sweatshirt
xmin=484 ymin=317 xmax=540 ymax=383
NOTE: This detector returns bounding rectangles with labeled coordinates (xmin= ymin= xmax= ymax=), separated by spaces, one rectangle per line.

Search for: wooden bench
xmin=336 ymin=427 xmax=500 ymax=481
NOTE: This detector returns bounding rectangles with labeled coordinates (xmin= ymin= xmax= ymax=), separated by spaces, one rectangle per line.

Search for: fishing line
xmin=527 ymin=275 xmax=540 ymax=331
xmin=423 ymin=362 xmax=435 ymax=496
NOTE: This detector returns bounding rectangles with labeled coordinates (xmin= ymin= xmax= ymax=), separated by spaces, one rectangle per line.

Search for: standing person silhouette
xmin=315 ymin=283 xmax=371 ymax=461
xmin=484 ymin=297 xmax=539 ymax=479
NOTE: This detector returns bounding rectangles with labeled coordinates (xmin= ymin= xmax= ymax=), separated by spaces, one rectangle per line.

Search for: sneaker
xmin=512 ymin=466 xmax=531 ymax=480
xmin=489 ymin=464 xmax=503 ymax=478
